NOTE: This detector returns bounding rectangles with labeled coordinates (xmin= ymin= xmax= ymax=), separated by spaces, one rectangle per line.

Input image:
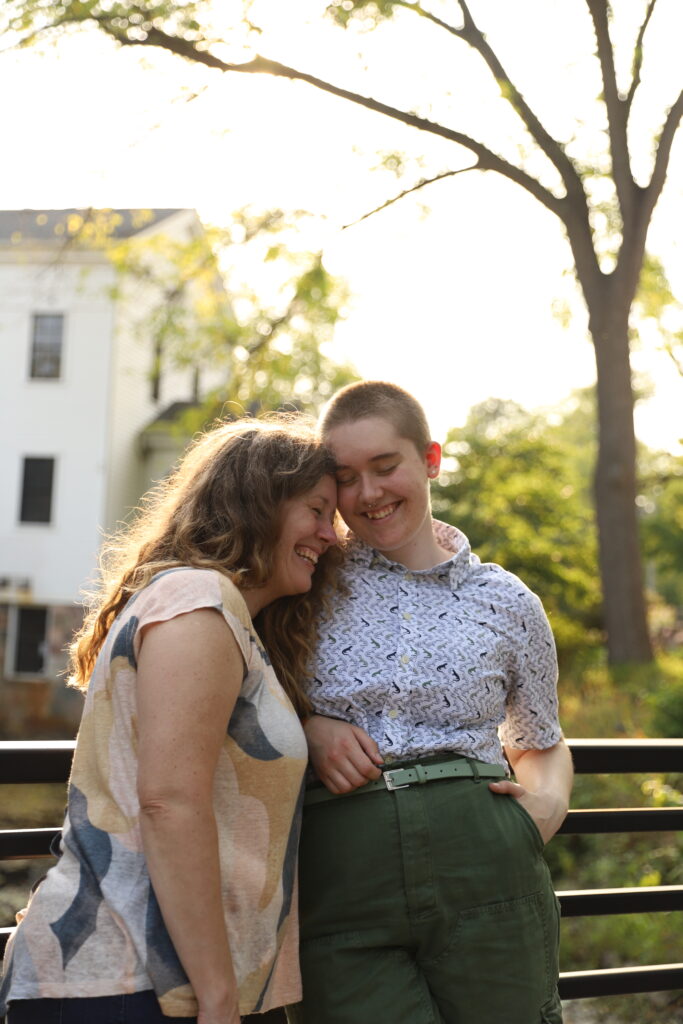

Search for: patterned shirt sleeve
xmin=498 ymin=586 xmax=563 ymax=752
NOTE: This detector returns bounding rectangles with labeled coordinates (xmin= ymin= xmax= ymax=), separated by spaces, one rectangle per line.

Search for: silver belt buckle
xmin=383 ymin=769 xmax=409 ymax=791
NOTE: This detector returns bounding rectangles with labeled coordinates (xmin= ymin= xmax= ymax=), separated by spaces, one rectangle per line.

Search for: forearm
xmin=511 ymin=741 xmax=573 ymax=799
xmin=508 ymin=740 xmax=574 ymax=833
xmin=140 ymin=797 xmax=238 ymax=1019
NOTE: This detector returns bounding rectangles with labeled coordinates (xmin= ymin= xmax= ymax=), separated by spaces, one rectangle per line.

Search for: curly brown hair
xmin=68 ymin=415 xmax=340 ymax=717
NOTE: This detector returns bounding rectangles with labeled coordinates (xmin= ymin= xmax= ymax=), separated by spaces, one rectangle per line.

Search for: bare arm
xmin=137 ymin=608 xmax=243 ymax=1024
xmin=303 ymin=714 xmax=383 ymax=793
xmin=491 ymin=739 xmax=574 ymax=844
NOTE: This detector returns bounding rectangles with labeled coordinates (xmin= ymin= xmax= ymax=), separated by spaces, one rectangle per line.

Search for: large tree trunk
xmin=590 ymin=295 xmax=653 ymax=663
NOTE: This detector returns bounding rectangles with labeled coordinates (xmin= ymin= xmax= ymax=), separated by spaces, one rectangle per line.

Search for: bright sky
xmin=2 ymin=0 xmax=681 ymax=450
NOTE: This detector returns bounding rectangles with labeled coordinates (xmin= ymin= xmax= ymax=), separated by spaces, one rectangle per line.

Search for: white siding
xmin=0 ymin=252 xmax=115 ymax=604
xmin=0 ymin=209 xmax=219 ymax=607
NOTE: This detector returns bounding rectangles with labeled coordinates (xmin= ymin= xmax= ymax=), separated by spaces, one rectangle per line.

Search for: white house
xmin=0 ymin=208 xmax=224 ymax=736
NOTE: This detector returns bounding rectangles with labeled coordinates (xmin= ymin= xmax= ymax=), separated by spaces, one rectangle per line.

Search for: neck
xmin=378 ymin=520 xmax=452 ymax=571
xmin=239 ymin=586 xmax=268 ymax=618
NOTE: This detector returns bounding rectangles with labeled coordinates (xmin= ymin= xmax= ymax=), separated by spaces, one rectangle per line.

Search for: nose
xmin=318 ymin=519 xmax=338 ymax=548
xmin=359 ymin=473 xmax=382 ymax=507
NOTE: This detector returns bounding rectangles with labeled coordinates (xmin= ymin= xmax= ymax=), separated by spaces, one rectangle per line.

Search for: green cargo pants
xmin=287 ymin=766 xmax=562 ymax=1024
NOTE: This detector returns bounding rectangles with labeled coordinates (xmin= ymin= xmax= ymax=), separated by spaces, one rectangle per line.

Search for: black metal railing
xmin=1 ymin=738 xmax=682 ymax=1002
xmin=555 ymin=738 xmax=683 ymax=998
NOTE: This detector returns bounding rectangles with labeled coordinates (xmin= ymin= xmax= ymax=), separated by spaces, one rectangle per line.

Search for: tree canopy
xmin=432 ymin=397 xmax=603 ymax=656
xmin=4 ymin=0 xmax=682 ymax=661
xmin=58 ymin=205 xmax=358 ymax=420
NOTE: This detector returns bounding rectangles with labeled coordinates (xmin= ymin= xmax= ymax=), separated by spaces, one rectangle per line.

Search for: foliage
xmin=545 ymin=387 xmax=598 ymax=498
xmin=432 ymin=398 xmax=602 ymax=656
xmin=632 ymin=252 xmax=683 ymax=378
xmin=639 ymin=451 xmax=683 ymax=608
xmin=645 ymin=652 xmax=683 ymax=738
xmin=102 ymin=206 xmax=358 ymax=421
xmin=6 ymin=0 xmax=679 ymax=662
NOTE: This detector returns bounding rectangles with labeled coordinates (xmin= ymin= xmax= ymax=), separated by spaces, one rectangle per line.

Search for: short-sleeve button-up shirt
xmin=306 ymin=521 xmax=562 ymax=768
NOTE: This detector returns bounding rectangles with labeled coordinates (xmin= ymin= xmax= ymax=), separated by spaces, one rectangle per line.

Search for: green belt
xmin=304 ymin=757 xmax=507 ymax=806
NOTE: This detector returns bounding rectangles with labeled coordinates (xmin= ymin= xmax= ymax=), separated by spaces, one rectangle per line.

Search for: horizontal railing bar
xmin=0 ymin=827 xmax=60 ymax=859
xmin=2 ymin=828 xmax=679 ymax=914
xmin=558 ymin=962 xmax=683 ymax=999
xmin=567 ymin=738 xmax=683 ymax=774
xmin=558 ymin=885 xmax=683 ymax=916
xmin=0 ymin=741 xmax=75 ymax=784
xmin=1 ymin=739 xmax=682 ymax=784
xmin=559 ymin=807 xmax=683 ymax=834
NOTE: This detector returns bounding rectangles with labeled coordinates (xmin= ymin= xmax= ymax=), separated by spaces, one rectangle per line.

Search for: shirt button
xmin=388 ymin=709 xmax=399 ymax=718
xmin=404 ymin=573 xmax=413 ymax=582
xmin=400 ymin=654 xmax=410 ymax=664
xmin=403 ymin=612 xmax=412 ymax=621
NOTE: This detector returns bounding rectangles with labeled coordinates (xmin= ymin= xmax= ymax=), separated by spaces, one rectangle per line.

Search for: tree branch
xmin=663 ymin=340 xmax=683 ymax=378
xmin=393 ymin=0 xmax=586 ymax=204
xmin=341 ymin=166 xmax=477 ymax=229
xmin=613 ymin=87 xmax=683 ymax=312
xmin=106 ymin=24 xmax=566 ymax=220
xmin=626 ymin=0 xmax=658 ymax=114
xmin=585 ymin=0 xmax=634 ymax=225
xmin=644 ymin=88 xmax=683 ymax=219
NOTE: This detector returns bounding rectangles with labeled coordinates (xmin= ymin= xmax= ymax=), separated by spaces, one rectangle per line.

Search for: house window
xmin=13 ymin=606 xmax=48 ymax=674
xmin=30 ymin=314 xmax=64 ymax=379
xmin=20 ymin=457 xmax=55 ymax=524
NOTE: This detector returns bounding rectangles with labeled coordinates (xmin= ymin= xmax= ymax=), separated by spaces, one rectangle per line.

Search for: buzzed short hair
xmin=319 ymin=380 xmax=432 ymax=454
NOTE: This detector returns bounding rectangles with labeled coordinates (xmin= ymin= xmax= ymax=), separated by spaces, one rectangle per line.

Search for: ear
xmin=425 ymin=441 xmax=441 ymax=479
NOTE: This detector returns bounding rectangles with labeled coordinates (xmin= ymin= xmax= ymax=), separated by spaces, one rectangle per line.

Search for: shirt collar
xmin=343 ymin=519 xmax=474 ymax=591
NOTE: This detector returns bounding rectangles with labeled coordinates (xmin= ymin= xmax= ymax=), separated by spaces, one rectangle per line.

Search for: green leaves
xmin=105 ymin=207 xmax=357 ymax=426
xmin=4 ymin=0 xmax=217 ymax=47
xmin=326 ymin=0 xmax=399 ymax=30
xmin=432 ymin=397 xmax=603 ymax=657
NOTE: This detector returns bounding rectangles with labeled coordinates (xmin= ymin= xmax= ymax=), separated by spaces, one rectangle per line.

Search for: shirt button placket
xmin=392 ymin=573 xmax=417 ymax=743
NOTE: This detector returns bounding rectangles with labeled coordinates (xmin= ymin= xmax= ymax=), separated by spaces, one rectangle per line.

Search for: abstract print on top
xmin=0 ymin=568 xmax=307 ymax=1018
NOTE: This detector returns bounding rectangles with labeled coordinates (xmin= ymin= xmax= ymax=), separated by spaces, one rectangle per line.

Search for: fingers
xmin=351 ymin=725 xmax=384 ymax=766
xmin=317 ymin=738 xmax=382 ymax=793
xmin=304 ymin=716 xmax=382 ymax=793
xmin=488 ymin=779 xmax=526 ymax=797
xmin=489 ymin=782 xmax=560 ymax=844
xmin=320 ymin=761 xmax=378 ymax=795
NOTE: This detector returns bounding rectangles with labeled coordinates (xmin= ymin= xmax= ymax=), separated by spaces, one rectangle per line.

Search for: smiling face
xmin=250 ymin=474 xmax=338 ymax=613
xmin=325 ymin=416 xmax=445 ymax=569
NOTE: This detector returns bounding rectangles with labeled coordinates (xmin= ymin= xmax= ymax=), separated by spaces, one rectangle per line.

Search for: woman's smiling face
xmin=325 ymin=416 xmax=442 ymax=567
xmin=250 ymin=474 xmax=338 ymax=615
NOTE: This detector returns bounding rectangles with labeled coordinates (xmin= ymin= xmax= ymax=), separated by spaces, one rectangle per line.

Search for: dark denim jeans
xmin=6 ymin=990 xmax=196 ymax=1023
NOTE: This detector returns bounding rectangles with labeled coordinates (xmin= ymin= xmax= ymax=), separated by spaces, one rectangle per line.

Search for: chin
xmin=360 ymin=523 xmax=399 ymax=544
xmin=292 ymin=575 xmax=314 ymax=595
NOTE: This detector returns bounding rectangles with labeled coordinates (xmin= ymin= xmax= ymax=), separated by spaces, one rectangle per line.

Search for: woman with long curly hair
xmin=0 ymin=416 xmax=338 ymax=1024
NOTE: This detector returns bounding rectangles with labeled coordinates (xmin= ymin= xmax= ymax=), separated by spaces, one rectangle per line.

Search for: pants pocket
xmin=422 ymin=890 xmax=560 ymax=1024
xmin=507 ymin=792 xmax=545 ymax=852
